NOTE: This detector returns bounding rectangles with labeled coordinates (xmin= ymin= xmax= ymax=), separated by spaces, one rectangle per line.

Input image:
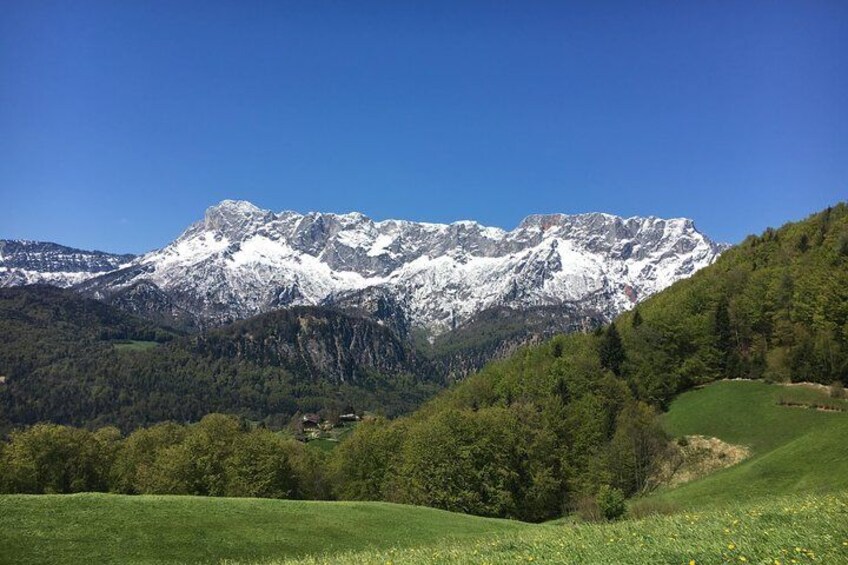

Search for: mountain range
xmin=0 ymin=240 xmax=134 ymax=288
xmin=1 ymin=200 xmax=726 ymax=337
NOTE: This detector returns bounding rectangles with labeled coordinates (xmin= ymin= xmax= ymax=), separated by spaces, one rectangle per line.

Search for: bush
xmin=830 ymin=381 xmax=845 ymax=399
xmin=575 ymin=494 xmax=603 ymax=523
xmin=597 ymin=485 xmax=626 ymax=521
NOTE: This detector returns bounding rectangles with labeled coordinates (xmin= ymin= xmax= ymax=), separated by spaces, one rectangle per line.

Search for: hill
xmin=275 ymin=492 xmax=848 ymax=564
xmin=422 ymin=304 xmax=603 ymax=380
xmin=0 ymin=494 xmax=524 ymax=565
xmin=1 ymin=492 xmax=845 ymax=564
xmin=0 ymin=285 xmax=177 ymax=364
xmin=0 ymin=287 xmax=442 ymax=432
xmin=617 ymin=202 xmax=848 ymax=405
xmin=647 ymin=380 xmax=848 ymax=508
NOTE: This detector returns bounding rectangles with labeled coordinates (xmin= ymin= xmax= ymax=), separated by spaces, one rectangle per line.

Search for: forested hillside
xmin=330 ymin=203 xmax=848 ymax=520
xmin=619 ymin=202 xmax=848 ymax=404
xmin=0 ymin=288 xmax=443 ymax=432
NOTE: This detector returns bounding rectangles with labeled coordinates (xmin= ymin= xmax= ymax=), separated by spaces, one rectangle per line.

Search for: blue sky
xmin=2 ymin=1 xmax=846 ymax=253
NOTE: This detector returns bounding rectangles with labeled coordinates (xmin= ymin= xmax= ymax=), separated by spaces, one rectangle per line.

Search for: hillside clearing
xmin=649 ymin=380 xmax=848 ymax=508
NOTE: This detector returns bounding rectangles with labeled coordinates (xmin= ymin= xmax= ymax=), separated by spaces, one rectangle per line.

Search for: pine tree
xmin=599 ymin=324 xmax=625 ymax=375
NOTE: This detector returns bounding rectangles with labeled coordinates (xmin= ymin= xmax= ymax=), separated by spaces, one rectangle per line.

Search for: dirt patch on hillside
xmin=651 ymin=435 xmax=751 ymax=489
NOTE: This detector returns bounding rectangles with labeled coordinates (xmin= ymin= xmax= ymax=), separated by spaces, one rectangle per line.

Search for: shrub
xmin=830 ymin=381 xmax=845 ymax=399
xmin=575 ymin=494 xmax=603 ymax=523
xmin=597 ymin=485 xmax=626 ymax=521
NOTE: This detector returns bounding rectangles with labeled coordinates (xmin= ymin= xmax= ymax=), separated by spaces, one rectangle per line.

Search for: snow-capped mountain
xmin=0 ymin=240 xmax=135 ymax=288
xmin=78 ymin=200 xmax=726 ymax=334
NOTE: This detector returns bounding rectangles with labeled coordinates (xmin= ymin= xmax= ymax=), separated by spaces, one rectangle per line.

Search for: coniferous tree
xmin=797 ymin=233 xmax=810 ymax=253
xmin=599 ymin=324 xmax=625 ymax=376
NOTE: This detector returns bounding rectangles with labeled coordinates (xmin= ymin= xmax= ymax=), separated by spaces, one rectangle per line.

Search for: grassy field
xmin=0 ymin=494 xmax=524 ymax=565
xmin=650 ymin=380 xmax=848 ymax=509
xmin=2 ymin=381 xmax=846 ymax=565
xmin=275 ymin=492 xmax=848 ymax=564
xmin=3 ymin=493 xmax=846 ymax=565
xmin=113 ymin=339 xmax=161 ymax=351
xmin=305 ymin=422 xmax=358 ymax=452
xmin=663 ymin=380 xmax=848 ymax=453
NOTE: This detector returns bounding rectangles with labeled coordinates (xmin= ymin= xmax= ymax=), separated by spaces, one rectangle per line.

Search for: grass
xmin=306 ymin=422 xmax=358 ymax=452
xmin=0 ymin=494 xmax=524 ymax=565
xmin=305 ymin=438 xmax=339 ymax=452
xmin=4 ymin=494 xmax=846 ymax=565
xmin=3 ymin=381 xmax=846 ymax=564
xmin=650 ymin=380 xmax=848 ymax=508
xmin=272 ymin=492 xmax=848 ymax=564
xmin=113 ymin=339 xmax=160 ymax=351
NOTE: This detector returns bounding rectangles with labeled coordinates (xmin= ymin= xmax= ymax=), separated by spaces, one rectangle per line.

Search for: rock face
xmin=77 ymin=200 xmax=726 ymax=334
xmin=0 ymin=240 xmax=135 ymax=288
xmin=428 ymin=304 xmax=605 ymax=380
xmin=187 ymin=306 xmax=433 ymax=385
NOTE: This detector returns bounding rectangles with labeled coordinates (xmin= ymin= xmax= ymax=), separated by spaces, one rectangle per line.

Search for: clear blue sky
xmin=2 ymin=1 xmax=846 ymax=253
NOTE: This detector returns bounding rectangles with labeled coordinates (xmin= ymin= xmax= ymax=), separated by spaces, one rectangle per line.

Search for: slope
xmin=648 ymin=380 xmax=848 ymax=508
xmin=2 ymin=491 xmax=845 ymax=565
xmin=0 ymin=287 xmax=443 ymax=431
xmin=0 ymin=494 xmax=525 ymax=565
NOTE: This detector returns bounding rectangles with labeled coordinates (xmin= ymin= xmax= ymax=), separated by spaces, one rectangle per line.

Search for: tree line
xmin=0 ymin=414 xmax=330 ymax=500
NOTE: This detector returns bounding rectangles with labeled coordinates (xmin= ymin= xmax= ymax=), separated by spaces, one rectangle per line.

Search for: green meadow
xmin=276 ymin=492 xmax=848 ymax=564
xmin=652 ymin=380 xmax=848 ymax=509
xmin=0 ymin=495 xmax=524 ymax=565
xmin=2 ymin=381 xmax=847 ymax=565
xmin=113 ymin=339 xmax=161 ymax=352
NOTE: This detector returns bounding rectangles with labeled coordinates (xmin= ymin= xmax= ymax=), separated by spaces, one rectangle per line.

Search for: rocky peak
xmin=0 ymin=240 xmax=135 ymax=288
xmin=64 ymin=199 xmax=725 ymax=334
xmin=202 ymin=200 xmax=275 ymax=238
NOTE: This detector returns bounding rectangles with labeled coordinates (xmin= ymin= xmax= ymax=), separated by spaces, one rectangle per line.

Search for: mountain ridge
xmin=0 ymin=240 xmax=135 ymax=288
xmin=76 ymin=199 xmax=726 ymax=333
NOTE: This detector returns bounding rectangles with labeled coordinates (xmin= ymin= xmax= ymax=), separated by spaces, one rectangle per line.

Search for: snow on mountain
xmin=0 ymin=240 xmax=135 ymax=288
xmin=78 ymin=200 xmax=726 ymax=334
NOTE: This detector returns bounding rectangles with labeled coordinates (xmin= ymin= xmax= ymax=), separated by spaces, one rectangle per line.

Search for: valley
xmin=1 ymin=204 xmax=846 ymax=564
xmin=4 ymin=3 xmax=843 ymax=562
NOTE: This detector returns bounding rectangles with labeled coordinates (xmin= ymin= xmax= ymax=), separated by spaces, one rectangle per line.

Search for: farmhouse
xmin=301 ymin=414 xmax=321 ymax=430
